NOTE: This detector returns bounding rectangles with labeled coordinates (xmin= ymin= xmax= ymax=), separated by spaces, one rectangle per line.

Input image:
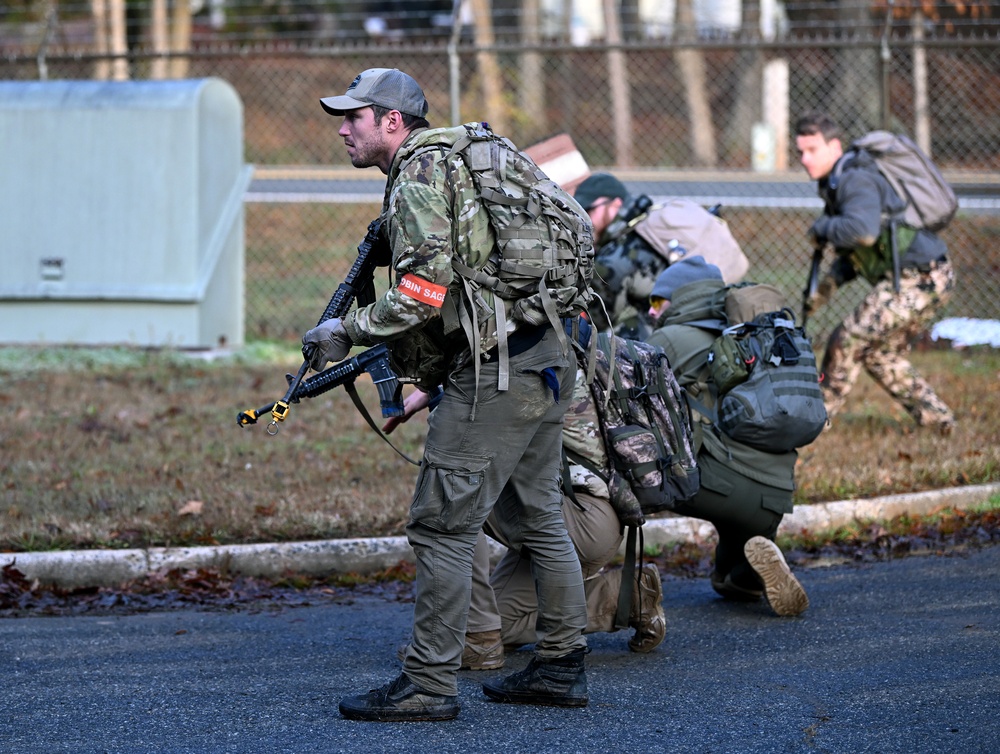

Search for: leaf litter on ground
xmin=2 ymin=506 xmax=996 ymax=618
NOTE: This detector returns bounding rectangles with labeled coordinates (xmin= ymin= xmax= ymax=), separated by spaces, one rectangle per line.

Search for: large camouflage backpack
xmin=564 ymin=321 xmax=700 ymax=529
xmin=689 ymin=284 xmax=828 ymax=453
xmin=562 ymin=319 xmax=699 ymax=630
xmin=392 ymin=122 xmax=595 ymax=386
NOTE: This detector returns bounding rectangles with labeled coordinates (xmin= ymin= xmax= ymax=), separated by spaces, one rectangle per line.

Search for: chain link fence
xmin=3 ymin=7 xmax=998 ymax=344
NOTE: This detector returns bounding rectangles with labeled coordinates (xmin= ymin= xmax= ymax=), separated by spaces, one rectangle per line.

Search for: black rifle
xmin=286 ymin=343 xmax=417 ymax=464
xmin=599 ymin=194 xmax=654 ymax=251
xmin=289 ymin=343 xmax=402 ymax=416
xmin=803 ymin=243 xmax=825 ymax=331
xmin=889 ymin=220 xmax=902 ymax=294
xmin=237 ymin=218 xmax=396 ymax=433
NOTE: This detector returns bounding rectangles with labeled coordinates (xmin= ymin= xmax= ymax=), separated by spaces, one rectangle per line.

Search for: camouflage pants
xmin=822 ymin=259 xmax=955 ymax=427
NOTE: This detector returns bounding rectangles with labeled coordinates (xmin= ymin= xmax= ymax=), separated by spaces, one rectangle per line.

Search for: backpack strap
xmin=614 ymin=524 xmax=644 ymax=630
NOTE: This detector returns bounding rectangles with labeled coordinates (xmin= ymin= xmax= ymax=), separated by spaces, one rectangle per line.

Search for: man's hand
xmin=804 ymin=275 xmax=837 ymax=315
xmin=302 ymin=317 xmax=352 ymax=371
xmin=382 ymin=388 xmax=433 ymax=434
xmin=808 ymin=216 xmax=830 ymax=248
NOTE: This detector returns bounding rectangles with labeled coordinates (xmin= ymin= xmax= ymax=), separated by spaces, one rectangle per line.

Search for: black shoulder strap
xmin=342 ymin=381 xmax=420 ymax=466
xmin=614 ymin=524 xmax=644 ymax=630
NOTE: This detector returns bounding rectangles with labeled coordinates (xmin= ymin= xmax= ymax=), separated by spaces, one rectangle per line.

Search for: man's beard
xmin=349 ymin=129 xmax=387 ymax=169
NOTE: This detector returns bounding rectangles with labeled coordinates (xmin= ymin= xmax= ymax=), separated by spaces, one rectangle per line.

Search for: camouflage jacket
xmin=562 ymin=365 xmax=611 ymax=500
xmin=342 ymin=127 xmax=501 ymax=388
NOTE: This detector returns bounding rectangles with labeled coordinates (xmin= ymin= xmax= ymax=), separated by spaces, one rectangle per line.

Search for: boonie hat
xmin=320 ymin=68 xmax=428 ymax=118
xmin=651 ymin=256 xmax=723 ymax=301
xmin=574 ymin=173 xmax=630 ymax=211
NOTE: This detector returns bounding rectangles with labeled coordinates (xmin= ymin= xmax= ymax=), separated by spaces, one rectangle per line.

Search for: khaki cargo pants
xmin=468 ymin=489 xmax=626 ymax=645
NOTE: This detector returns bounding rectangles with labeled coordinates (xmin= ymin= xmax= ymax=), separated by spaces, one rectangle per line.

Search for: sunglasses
xmin=649 ymin=296 xmax=668 ymax=308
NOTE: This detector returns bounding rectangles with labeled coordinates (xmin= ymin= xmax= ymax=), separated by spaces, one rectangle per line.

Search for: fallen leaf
xmin=178 ymin=500 xmax=203 ymax=517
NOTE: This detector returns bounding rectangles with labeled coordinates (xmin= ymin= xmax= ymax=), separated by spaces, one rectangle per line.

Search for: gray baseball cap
xmin=651 ymin=256 xmax=723 ymax=301
xmin=320 ymin=68 xmax=428 ymax=118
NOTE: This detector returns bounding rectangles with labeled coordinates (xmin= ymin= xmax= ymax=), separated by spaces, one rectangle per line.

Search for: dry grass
xmin=1 ymin=342 xmax=998 ymax=552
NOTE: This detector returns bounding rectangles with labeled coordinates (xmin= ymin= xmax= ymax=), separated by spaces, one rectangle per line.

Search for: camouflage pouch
xmin=606 ymin=424 xmax=669 ymax=522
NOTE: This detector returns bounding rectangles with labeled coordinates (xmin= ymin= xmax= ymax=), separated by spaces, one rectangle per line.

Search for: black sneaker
xmin=339 ymin=674 xmax=460 ymax=722
xmin=710 ymin=570 xmax=764 ymax=603
xmin=481 ymin=648 xmax=588 ymax=708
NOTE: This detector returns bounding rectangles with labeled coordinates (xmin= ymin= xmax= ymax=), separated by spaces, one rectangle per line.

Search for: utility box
xmin=0 ymin=78 xmax=252 ymax=349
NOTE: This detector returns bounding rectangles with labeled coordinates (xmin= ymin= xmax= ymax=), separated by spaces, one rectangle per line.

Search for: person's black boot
xmin=481 ymin=648 xmax=588 ymax=707
xmin=339 ymin=674 xmax=460 ymax=722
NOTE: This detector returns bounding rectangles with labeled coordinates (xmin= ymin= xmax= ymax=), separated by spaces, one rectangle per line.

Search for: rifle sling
xmin=342 ymin=380 xmax=420 ymax=466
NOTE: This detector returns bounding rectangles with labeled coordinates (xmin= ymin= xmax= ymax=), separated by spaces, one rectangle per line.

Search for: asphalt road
xmin=3 ymin=545 xmax=998 ymax=754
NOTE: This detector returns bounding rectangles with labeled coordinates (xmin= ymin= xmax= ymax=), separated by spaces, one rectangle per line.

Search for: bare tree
xmin=675 ymin=0 xmax=716 ymax=166
xmin=603 ymin=0 xmax=633 ymax=166
xmin=518 ymin=0 xmax=546 ymax=141
xmin=469 ymin=0 xmax=508 ymax=134
xmin=170 ymin=0 xmax=192 ymax=79
xmin=91 ymin=0 xmax=111 ymax=80
xmin=90 ymin=0 xmax=129 ymax=80
xmin=151 ymin=0 xmax=170 ymax=80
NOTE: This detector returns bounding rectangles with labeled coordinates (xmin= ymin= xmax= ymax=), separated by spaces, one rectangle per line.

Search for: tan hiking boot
xmin=396 ymin=629 xmax=505 ymax=671
xmin=628 ymin=564 xmax=666 ymax=653
xmin=461 ymin=629 xmax=505 ymax=670
xmin=744 ymin=536 xmax=809 ymax=617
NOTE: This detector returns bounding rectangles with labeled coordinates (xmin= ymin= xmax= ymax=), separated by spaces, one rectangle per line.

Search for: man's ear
xmin=383 ymin=110 xmax=405 ymax=134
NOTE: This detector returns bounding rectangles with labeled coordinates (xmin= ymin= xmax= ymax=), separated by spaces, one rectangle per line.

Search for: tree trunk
xmin=835 ymin=1 xmax=880 ymax=133
xmin=519 ymin=0 xmax=546 ymax=140
xmin=912 ymin=11 xmax=931 ymax=155
xmin=91 ymin=0 xmax=111 ymax=80
xmin=725 ymin=0 xmax=763 ymax=167
xmin=675 ymin=0 xmax=716 ymax=166
xmin=151 ymin=0 xmax=169 ymax=80
xmin=170 ymin=0 xmax=192 ymax=80
xmin=108 ymin=0 xmax=129 ymax=80
xmin=603 ymin=0 xmax=633 ymax=166
xmin=470 ymin=0 xmax=508 ymax=135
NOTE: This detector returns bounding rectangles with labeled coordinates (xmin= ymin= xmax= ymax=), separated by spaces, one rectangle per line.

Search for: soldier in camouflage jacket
xmin=305 ymin=68 xmax=588 ymax=722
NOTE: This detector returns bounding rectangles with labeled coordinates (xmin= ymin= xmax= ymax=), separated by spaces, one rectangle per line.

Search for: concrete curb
xmin=6 ymin=483 xmax=999 ymax=589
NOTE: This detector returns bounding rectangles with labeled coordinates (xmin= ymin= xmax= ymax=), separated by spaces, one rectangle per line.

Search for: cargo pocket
xmin=697 ymin=472 xmax=734 ymax=501
xmin=761 ymin=492 xmax=793 ymax=515
xmin=410 ymin=447 xmax=491 ymax=533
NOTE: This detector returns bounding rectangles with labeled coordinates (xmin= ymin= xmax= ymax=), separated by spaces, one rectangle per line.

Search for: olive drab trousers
xmin=671 ymin=451 xmax=789 ymax=591
xmin=401 ymin=327 xmax=587 ymax=697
